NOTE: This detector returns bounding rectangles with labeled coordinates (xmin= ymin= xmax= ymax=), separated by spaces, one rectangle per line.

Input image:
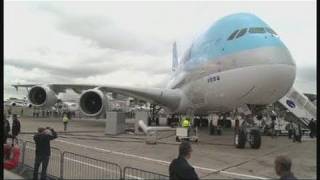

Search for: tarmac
xmin=10 ymin=116 xmax=317 ymax=179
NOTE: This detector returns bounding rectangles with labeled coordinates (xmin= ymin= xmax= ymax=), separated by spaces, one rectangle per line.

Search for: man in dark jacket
xmin=33 ymin=127 xmax=58 ymax=180
xmin=169 ymin=142 xmax=199 ymax=180
xmin=11 ymin=114 xmax=21 ymax=145
xmin=3 ymin=114 xmax=10 ymax=144
xmin=274 ymin=155 xmax=297 ymax=180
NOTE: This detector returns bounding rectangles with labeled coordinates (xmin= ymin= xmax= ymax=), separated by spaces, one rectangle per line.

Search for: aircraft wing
xmin=12 ymin=84 xmax=182 ymax=111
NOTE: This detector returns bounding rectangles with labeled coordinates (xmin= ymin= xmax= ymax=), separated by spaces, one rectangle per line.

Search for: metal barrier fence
xmin=13 ymin=139 xmax=169 ymax=180
xmin=23 ymin=141 xmax=62 ymax=178
xmin=17 ymin=138 xmax=25 ymax=168
xmin=61 ymin=152 xmax=122 ymax=179
xmin=123 ymin=167 xmax=169 ymax=180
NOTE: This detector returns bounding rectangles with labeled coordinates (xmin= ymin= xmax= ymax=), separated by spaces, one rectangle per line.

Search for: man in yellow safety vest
xmin=182 ymin=117 xmax=191 ymax=128
xmin=181 ymin=117 xmax=191 ymax=137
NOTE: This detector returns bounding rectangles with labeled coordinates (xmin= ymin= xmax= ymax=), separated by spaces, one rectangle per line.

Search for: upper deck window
xmin=265 ymin=27 xmax=278 ymax=35
xmin=249 ymin=27 xmax=265 ymax=33
xmin=236 ymin=28 xmax=247 ymax=39
xmin=227 ymin=30 xmax=239 ymax=40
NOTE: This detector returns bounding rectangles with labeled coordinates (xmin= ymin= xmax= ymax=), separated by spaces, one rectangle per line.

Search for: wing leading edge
xmin=12 ymin=84 xmax=182 ymax=111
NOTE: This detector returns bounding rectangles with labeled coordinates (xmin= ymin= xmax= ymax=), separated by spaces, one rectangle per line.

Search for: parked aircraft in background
xmin=13 ymin=13 xmax=296 ymax=149
xmin=4 ymin=97 xmax=32 ymax=108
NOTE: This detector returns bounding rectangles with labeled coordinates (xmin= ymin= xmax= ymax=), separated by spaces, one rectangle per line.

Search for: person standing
xmin=274 ymin=155 xmax=297 ymax=180
xmin=182 ymin=117 xmax=191 ymax=137
xmin=62 ymin=113 xmax=69 ymax=131
xmin=33 ymin=127 xmax=57 ymax=180
xmin=11 ymin=114 xmax=21 ymax=146
xmin=3 ymin=114 xmax=10 ymax=144
xmin=287 ymin=121 xmax=294 ymax=139
xmin=293 ymin=123 xmax=302 ymax=143
xmin=169 ymin=142 xmax=199 ymax=180
xmin=270 ymin=115 xmax=276 ymax=138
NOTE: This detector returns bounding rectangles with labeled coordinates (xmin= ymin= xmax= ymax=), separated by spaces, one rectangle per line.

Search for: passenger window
xmin=235 ymin=28 xmax=247 ymax=38
xmin=265 ymin=27 xmax=278 ymax=35
xmin=249 ymin=27 xmax=265 ymax=33
xmin=227 ymin=30 xmax=239 ymax=40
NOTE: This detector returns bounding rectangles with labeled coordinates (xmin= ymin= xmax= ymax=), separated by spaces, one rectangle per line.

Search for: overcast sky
xmin=4 ymin=1 xmax=316 ymax=100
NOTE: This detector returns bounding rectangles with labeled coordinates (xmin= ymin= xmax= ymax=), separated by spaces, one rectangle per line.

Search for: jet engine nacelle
xmin=79 ymin=89 xmax=107 ymax=117
xmin=11 ymin=102 xmax=17 ymax=106
xmin=28 ymin=86 xmax=58 ymax=107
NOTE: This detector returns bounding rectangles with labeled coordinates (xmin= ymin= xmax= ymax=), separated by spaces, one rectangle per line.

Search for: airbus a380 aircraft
xmin=13 ymin=13 xmax=296 ymax=149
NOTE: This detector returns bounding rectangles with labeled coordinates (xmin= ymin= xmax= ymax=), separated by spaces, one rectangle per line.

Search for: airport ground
xmin=13 ymin=114 xmax=316 ymax=179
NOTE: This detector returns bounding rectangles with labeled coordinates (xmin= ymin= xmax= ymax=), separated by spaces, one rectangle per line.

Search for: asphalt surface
xmin=13 ymin=116 xmax=317 ymax=179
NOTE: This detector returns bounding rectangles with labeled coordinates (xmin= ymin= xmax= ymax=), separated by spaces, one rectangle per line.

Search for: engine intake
xmin=79 ymin=89 xmax=106 ymax=117
xmin=28 ymin=86 xmax=57 ymax=107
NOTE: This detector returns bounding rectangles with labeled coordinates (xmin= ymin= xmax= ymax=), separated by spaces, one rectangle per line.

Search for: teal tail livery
xmin=13 ymin=13 xmax=296 ymax=148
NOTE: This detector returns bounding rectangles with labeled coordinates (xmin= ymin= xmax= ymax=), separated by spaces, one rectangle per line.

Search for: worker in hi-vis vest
xmin=181 ymin=117 xmax=191 ymax=137
xmin=62 ymin=113 xmax=69 ymax=131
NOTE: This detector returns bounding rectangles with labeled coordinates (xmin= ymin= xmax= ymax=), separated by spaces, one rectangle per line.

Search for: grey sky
xmin=4 ymin=1 xmax=316 ymax=100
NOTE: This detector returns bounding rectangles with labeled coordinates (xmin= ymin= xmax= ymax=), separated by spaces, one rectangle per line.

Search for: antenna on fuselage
xmin=172 ymin=42 xmax=178 ymax=72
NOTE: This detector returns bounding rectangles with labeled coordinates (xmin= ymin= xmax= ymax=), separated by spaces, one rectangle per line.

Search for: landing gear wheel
xmin=249 ymin=129 xmax=261 ymax=149
xmin=156 ymin=118 xmax=160 ymax=126
xmin=209 ymin=124 xmax=215 ymax=135
xmin=217 ymin=128 xmax=222 ymax=135
xmin=148 ymin=117 xmax=151 ymax=126
xmin=176 ymin=136 xmax=180 ymax=142
xmin=167 ymin=118 xmax=171 ymax=126
xmin=235 ymin=129 xmax=246 ymax=149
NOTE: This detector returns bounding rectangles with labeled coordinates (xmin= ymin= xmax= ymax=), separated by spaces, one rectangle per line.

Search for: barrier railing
xmin=123 ymin=167 xmax=169 ymax=180
xmin=16 ymin=138 xmax=26 ymax=168
xmin=12 ymin=139 xmax=169 ymax=180
xmin=61 ymin=152 xmax=122 ymax=179
xmin=23 ymin=141 xmax=62 ymax=179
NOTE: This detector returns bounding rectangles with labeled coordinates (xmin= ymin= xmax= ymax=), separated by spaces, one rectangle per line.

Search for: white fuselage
xmin=167 ymin=46 xmax=296 ymax=114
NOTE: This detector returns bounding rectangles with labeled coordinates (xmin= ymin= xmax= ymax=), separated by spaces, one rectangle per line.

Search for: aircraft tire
xmin=235 ymin=129 xmax=246 ymax=149
xmin=148 ymin=117 xmax=151 ymax=126
xmin=209 ymin=124 xmax=215 ymax=135
xmin=176 ymin=136 xmax=180 ymax=142
xmin=167 ymin=118 xmax=171 ymax=126
xmin=249 ymin=129 xmax=261 ymax=149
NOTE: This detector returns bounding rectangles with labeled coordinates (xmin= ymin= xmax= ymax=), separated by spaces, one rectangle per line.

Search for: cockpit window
xmin=265 ymin=27 xmax=278 ymax=35
xmin=236 ymin=28 xmax=247 ymax=39
xmin=227 ymin=30 xmax=239 ymax=40
xmin=249 ymin=27 xmax=265 ymax=33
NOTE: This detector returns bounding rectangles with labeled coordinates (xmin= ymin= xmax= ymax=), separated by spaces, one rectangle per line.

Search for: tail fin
xmin=172 ymin=42 xmax=178 ymax=71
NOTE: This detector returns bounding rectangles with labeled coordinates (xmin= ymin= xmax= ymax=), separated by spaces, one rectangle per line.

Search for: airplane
xmin=12 ymin=13 xmax=296 ymax=149
xmin=4 ymin=97 xmax=32 ymax=108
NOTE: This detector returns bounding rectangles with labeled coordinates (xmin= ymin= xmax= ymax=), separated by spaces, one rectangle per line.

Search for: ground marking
xmin=56 ymin=139 xmax=269 ymax=179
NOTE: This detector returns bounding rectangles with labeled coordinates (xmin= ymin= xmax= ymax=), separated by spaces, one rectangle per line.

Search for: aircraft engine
xmin=11 ymin=102 xmax=17 ymax=106
xmin=28 ymin=86 xmax=58 ymax=107
xmin=79 ymin=89 xmax=107 ymax=117
xmin=27 ymin=103 xmax=33 ymax=108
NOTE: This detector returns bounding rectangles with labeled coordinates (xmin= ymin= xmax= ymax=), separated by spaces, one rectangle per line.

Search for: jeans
xmin=33 ymin=155 xmax=50 ymax=180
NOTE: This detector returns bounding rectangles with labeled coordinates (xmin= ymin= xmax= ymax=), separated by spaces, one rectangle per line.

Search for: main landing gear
xmin=148 ymin=104 xmax=161 ymax=126
xmin=234 ymin=126 xmax=261 ymax=149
